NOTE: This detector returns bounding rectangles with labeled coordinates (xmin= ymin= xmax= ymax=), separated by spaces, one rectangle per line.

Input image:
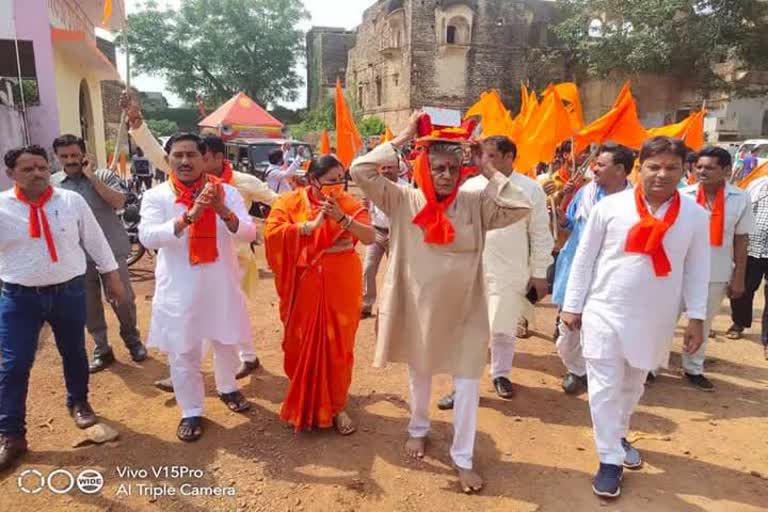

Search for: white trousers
xmin=586 ymin=357 xmax=648 ymax=466
xmin=556 ymin=321 xmax=587 ymax=377
xmin=682 ymin=282 xmax=728 ymax=375
xmin=239 ymin=341 xmax=257 ymax=363
xmin=489 ymin=332 xmax=516 ymax=379
xmin=408 ymin=366 xmax=479 ymax=469
xmin=169 ymin=340 xmax=240 ymax=418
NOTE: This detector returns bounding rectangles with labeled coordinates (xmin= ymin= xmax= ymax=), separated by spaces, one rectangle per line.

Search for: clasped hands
xmin=187 ymin=183 xmax=228 ymax=222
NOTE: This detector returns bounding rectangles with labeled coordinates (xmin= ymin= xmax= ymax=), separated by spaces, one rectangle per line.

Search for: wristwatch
xmin=182 ymin=212 xmax=194 ymax=225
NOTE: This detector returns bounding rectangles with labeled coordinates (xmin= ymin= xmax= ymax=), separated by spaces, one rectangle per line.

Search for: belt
xmin=2 ymin=275 xmax=83 ymax=295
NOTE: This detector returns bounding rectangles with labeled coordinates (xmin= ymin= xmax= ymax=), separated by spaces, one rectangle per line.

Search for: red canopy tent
xmin=198 ymin=92 xmax=284 ymax=141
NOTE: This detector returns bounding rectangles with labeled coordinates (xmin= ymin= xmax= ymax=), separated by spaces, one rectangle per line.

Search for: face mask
xmin=319 ymin=183 xmax=344 ymax=198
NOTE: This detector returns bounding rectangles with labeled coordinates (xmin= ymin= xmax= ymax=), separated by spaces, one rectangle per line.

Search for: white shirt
xmin=139 ymin=182 xmax=257 ymax=352
xmin=462 ymin=172 xmax=554 ymax=333
xmin=563 ymin=190 xmax=710 ymax=370
xmin=0 ymin=187 xmax=118 ymax=286
xmin=682 ymin=183 xmax=753 ymax=283
xmin=265 ymin=158 xmax=304 ymax=194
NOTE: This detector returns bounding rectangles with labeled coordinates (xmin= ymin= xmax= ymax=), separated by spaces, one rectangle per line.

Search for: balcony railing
xmin=48 ymin=0 xmax=96 ymax=38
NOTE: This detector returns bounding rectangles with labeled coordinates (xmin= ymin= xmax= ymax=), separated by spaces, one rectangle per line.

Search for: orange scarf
xmin=695 ymin=184 xmax=724 ymax=246
xmin=411 ymin=150 xmax=476 ymax=245
xmin=15 ymin=185 xmax=58 ymax=262
xmin=219 ymin=160 xmax=234 ymax=184
xmin=625 ymin=186 xmax=681 ymax=277
xmin=169 ymin=172 xmax=222 ymax=265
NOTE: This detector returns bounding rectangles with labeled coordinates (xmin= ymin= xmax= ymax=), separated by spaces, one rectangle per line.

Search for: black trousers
xmin=730 ymin=256 xmax=768 ymax=346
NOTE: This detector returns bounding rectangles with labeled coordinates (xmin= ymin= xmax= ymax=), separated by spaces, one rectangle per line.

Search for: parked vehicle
xmin=225 ymin=138 xmax=313 ymax=181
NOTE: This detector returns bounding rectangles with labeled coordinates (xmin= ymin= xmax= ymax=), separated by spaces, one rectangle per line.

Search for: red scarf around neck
xmin=169 ymin=172 xmax=222 ymax=265
xmin=15 ymin=185 xmax=58 ymax=262
xmin=219 ymin=160 xmax=234 ymax=184
xmin=625 ymin=186 xmax=681 ymax=277
xmin=695 ymin=184 xmax=725 ymax=246
xmin=411 ymin=150 xmax=476 ymax=245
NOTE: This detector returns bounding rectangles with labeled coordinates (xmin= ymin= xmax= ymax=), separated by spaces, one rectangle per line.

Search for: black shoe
xmin=89 ymin=350 xmax=115 ymax=373
xmin=492 ymin=376 xmax=515 ymax=399
xmin=0 ymin=434 xmax=27 ymax=471
xmin=562 ymin=372 xmax=588 ymax=395
xmin=154 ymin=376 xmax=174 ymax=393
xmin=437 ymin=391 xmax=455 ymax=410
xmin=235 ymin=358 xmax=260 ymax=380
xmin=685 ymin=373 xmax=715 ymax=392
xmin=645 ymin=372 xmax=657 ymax=385
xmin=592 ymin=463 xmax=623 ymax=498
xmin=68 ymin=401 xmax=98 ymax=429
xmin=128 ymin=343 xmax=148 ymax=362
xmin=361 ymin=310 xmax=373 ymax=319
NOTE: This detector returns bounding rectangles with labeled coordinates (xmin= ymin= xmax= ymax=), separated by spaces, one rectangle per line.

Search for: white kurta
xmin=351 ymin=143 xmax=532 ymax=379
xmin=462 ymin=173 xmax=553 ymax=334
xmin=562 ymin=189 xmax=711 ymax=370
xmin=139 ymin=182 xmax=257 ymax=352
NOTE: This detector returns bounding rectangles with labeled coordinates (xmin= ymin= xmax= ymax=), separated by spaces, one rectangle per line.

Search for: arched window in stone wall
xmin=375 ymin=76 xmax=383 ymax=107
xmin=445 ymin=16 xmax=470 ymax=45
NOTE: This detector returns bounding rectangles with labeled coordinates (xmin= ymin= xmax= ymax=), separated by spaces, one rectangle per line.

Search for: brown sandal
xmin=177 ymin=417 xmax=203 ymax=442
xmin=333 ymin=411 xmax=356 ymax=436
xmin=219 ymin=391 xmax=251 ymax=413
xmin=516 ymin=318 xmax=530 ymax=339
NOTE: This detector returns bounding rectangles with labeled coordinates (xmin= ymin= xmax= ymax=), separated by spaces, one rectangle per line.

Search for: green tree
xmin=119 ymin=0 xmax=309 ymax=106
xmin=554 ymin=0 xmax=768 ymax=94
xmin=358 ymin=116 xmax=386 ymax=138
xmin=145 ymin=119 xmax=179 ymax=138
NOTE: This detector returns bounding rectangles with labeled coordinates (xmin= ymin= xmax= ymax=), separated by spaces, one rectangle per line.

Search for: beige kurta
xmin=351 ymin=143 xmax=531 ymax=378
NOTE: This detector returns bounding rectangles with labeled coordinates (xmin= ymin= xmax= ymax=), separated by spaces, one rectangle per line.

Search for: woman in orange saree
xmin=265 ymin=155 xmax=374 ymax=435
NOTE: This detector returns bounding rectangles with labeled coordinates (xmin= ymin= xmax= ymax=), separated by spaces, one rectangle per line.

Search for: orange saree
xmin=264 ymin=188 xmax=369 ymax=431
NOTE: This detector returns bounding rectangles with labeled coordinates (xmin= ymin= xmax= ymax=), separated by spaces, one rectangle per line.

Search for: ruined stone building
xmin=307 ymin=0 xmax=563 ymax=131
xmin=307 ymin=0 xmax=768 ymax=140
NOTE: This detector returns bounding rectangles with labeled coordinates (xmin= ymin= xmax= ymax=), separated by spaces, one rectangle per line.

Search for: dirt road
xmin=2 ymin=248 xmax=767 ymax=512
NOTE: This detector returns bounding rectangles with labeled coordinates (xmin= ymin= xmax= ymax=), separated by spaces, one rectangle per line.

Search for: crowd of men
xmin=1 ymin=98 xmax=767 ymax=501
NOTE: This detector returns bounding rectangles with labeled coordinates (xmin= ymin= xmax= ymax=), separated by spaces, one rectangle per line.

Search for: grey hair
xmin=428 ymin=142 xmax=463 ymax=163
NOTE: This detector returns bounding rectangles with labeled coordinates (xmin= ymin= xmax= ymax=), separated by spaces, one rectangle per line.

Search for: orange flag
xmin=554 ymin=82 xmax=584 ymax=130
xmin=335 ymin=79 xmax=363 ymax=168
xmin=101 ymin=0 xmax=113 ymax=27
xmin=465 ymin=90 xmax=514 ymax=138
xmin=318 ymin=129 xmax=331 ymax=155
xmin=736 ymin=160 xmax=768 ymax=189
xmin=515 ymin=87 xmax=573 ymax=177
xmin=648 ymin=110 xmax=706 ymax=150
xmin=574 ymin=85 xmax=647 ymax=153
xmin=380 ymin=127 xmax=394 ymax=144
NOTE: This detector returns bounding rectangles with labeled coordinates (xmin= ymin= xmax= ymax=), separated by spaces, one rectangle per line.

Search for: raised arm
xmin=350 ymin=142 xmax=404 ymax=216
xmin=236 ymin=172 xmax=278 ymax=206
xmin=477 ymin=173 xmax=532 ymax=231
xmin=122 ymin=90 xmax=170 ymax=173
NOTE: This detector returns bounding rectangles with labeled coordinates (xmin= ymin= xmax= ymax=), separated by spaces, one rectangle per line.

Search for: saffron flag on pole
xmin=574 ymin=84 xmax=647 ymax=154
xmin=553 ymin=82 xmax=584 ymax=130
xmin=318 ymin=129 xmax=331 ymax=155
xmin=515 ymin=87 xmax=573 ymax=177
xmin=647 ymin=110 xmax=706 ymax=150
xmin=101 ymin=0 xmax=113 ymax=27
xmin=335 ymin=79 xmax=363 ymax=168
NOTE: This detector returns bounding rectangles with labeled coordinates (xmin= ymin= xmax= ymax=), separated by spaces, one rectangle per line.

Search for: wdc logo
xmin=17 ymin=468 xmax=104 ymax=495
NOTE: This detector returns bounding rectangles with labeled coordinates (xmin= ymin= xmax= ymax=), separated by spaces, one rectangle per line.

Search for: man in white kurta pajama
xmin=450 ymin=136 xmax=553 ymax=402
xmin=124 ymin=93 xmax=274 ymax=383
xmin=562 ymin=136 xmax=710 ymax=498
xmin=139 ymin=134 xmax=257 ymax=441
xmin=351 ymin=114 xmax=531 ymax=493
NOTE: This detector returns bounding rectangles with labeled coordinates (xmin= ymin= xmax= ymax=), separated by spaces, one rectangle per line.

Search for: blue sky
xmin=113 ymin=0 xmax=374 ymax=109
